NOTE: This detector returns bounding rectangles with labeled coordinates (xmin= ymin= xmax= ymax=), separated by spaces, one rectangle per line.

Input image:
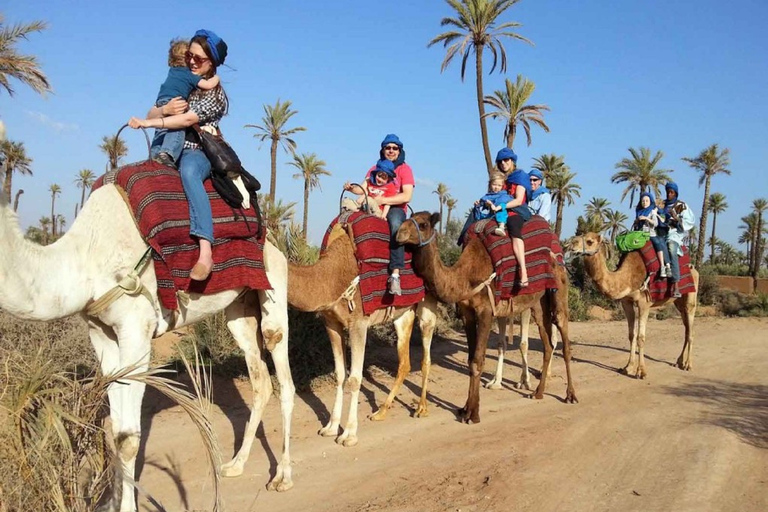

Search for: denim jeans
xmin=150 ymin=99 xmax=185 ymax=162
xmin=667 ymin=239 xmax=681 ymax=283
xmin=178 ymin=148 xmax=213 ymax=243
xmin=387 ymin=207 xmax=407 ymax=271
xmin=650 ymin=235 xmax=670 ymax=265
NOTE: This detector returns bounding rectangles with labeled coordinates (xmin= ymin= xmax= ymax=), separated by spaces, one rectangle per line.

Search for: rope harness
xmin=406 ymin=217 xmax=436 ymax=247
xmin=86 ymin=247 xmax=155 ymax=316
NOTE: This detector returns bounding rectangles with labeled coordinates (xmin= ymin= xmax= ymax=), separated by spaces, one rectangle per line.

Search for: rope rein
xmin=86 ymin=246 xmax=155 ymax=316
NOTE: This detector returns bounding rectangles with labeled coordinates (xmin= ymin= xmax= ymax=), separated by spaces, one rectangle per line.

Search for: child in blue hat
xmin=474 ymin=173 xmax=514 ymax=236
xmin=344 ymin=159 xmax=398 ymax=219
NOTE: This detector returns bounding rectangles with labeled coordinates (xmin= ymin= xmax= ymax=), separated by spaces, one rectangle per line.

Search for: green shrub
xmin=696 ymin=266 xmax=721 ymax=306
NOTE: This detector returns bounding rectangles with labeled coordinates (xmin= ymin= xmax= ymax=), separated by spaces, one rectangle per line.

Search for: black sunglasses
xmin=384 ymin=145 xmax=400 ymax=151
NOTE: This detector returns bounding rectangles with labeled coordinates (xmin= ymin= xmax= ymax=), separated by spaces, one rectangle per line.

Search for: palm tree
xmin=258 ymin=193 xmax=297 ymax=237
xmin=49 ymin=183 xmax=60 ymax=238
xmin=604 ymin=209 xmax=629 ymax=245
xmin=1 ymin=139 xmax=33 ymax=201
xmin=739 ymin=213 xmax=757 ymax=270
xmin=585 ymin=197 xmax=611 ymax=230
xmin=445 ymin=196 xmax=459 ymax=230
xmin=433 ymin=182 xmax=449 ymax=235
xmin=73 ymin=168 xmax=96 ymax=212
xmin=289 ymin=152 xmax=331 ymax=239
xmin=752 ymin=198 xmax=768 ymax=285
xmin=706 ymin=192 xmax=728 ymax=263
xmin=0 ymin=15 xmax=51 ymax=96
xmin=38 ymin=216 xmax=50 ymax=244
xmin=611 ymin=147 xmax=673 ymax=207
xmin=532 ymin=154 xmax=580 ymax=237
xmin=682 ymin=144 xmax=731 ymax=267
xmin=57 ymin=214 xmax=66 ymax=237
xmin=428 ymin=0 xmax=532 ymax=174
xmin=99 ymin=135 xmax=128 ymax=171
xmin=245 ymin=99 xmax=306 ymax=202
xmin=13 ymin=188 xmax=23 ymax=211
xmin=483 ymin=74 xmax=550 ymax=149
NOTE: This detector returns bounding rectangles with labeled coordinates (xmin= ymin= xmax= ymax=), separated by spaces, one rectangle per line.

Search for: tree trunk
xmin=80 ymin=186 xmax=87 ymax=211
xmin=3 ymin=168 xmax=12 ymax=203
xmin=50 ymin=195 xmax=56 ymax=238
xmin=753 ymin=212 xmax=764 ymax=291
xmin=302 ymin=179 xmax=309 ymax=240
xmin=269 ymin=139 xmax=278 ymax=202
xmin=506 ymin=123 xmax=516 ymax=150
xmin=13 ymin=189 xmax=23 ymax=212
xmin=695 ymin=177 xmax=711 ymax=266
xmin=439 ymin=201 xmax=444 ymax=236
xmin=474 ymin=44 xmax=493 ymax=176
xmin=710 ymin=211 xmax=718 ymax=263
xmin=446 ymin=208 xmax=453 ymax=232
xmin=555 ymin=198 xmax=564 ymax=238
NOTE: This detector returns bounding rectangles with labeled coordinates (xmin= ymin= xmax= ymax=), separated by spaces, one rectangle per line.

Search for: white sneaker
xmin=493 ymin=224 xmax=507 ymax=237
xmin=659 ymin=265 xmax=667 ymax=278
xmin=665 ymin=263 xmax=672 ymax=278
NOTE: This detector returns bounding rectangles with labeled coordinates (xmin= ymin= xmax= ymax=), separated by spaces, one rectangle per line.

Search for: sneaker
xmin=665 ymin=263 xmax=672 ymax=277
xmin=388 ymin=274 xmax=402 ymax=296
xmin=659 ymin=265 xmax=667 ymax=278
xmin=152 ymin=152 xmax=177 ymax=169
xmin=493 ymin=224 xmax=507 ymax=237
xmin=672 ymin=288 xmax=682 ymax=299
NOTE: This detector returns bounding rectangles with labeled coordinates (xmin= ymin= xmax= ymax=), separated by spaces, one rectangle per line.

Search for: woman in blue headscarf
xmin=129 ymin=29 xmax=229 ymax=281
xmin=634 ymin=191 xmax=669 ymax=278
xmin=527 ymin=169 xmax=552 ymax=222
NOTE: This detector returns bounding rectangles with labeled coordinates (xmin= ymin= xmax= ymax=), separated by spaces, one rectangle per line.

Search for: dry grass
xmin=0 ymin=311 xmax=222 ymax=512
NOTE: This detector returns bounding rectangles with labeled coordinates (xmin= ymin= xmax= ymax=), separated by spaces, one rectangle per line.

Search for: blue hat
xmin=528 ymin=169 xmax=544 ymax=181
xmin=665 ymin=181 xmax=679 ymax=195
xmin=495 ymin=147 xmax=518 ymax=163
xmin=381 ymin=134 xmax=403 ymax=148
xmin=371 ymin=159 xmax=396 ymax=184
xmin=194 ymin=29 xmax=228 ymax=66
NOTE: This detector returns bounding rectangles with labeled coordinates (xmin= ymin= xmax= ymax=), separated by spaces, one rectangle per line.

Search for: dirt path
xmin=137 ymin=317 xmax=768 ymax=512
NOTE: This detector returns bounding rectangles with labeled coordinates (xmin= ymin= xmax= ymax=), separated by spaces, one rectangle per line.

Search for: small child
xmin=634 ymin=191 xmax=669 ymax=278
xmin=345 ymin=159 xmax=398 ymax=219
xmin=150 ymin=39 xmax=221 ymax=168
xmin=474 ymin=172 xmax=513 ymax=237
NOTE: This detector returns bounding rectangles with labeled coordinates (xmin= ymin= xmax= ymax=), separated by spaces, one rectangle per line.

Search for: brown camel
xmin=287 ymin=224 xmax=438 ymax=446
xmin=396 ymin=212 xmax=577 ymax=424
xmin=567 ymin=232 xmax=698 ymax=378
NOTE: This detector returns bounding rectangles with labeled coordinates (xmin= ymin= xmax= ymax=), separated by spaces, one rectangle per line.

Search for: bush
xmin=714 ymin=289 xmax=768 ymax=317
xmin=696 ymin=266 xmax=721 ymax=306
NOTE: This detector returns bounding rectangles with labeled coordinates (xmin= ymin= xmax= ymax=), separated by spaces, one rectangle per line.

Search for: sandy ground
xmin=137 ymin=317 xmax=768 ymax=512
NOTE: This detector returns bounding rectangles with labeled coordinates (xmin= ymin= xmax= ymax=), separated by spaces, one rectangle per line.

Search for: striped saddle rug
xmin=320 ymin=211 xmax=425 ymax=316
xmin=638 ymin=242 xmax=696 ymax=301
xmin=93 ymin=160 xmax=270 ymax=310
xmin=464 ymin=216 xmax=561 ymax=303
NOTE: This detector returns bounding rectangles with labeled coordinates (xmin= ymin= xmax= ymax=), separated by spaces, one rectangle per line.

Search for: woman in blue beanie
xmin=129 ymin=29 xmax=229 ymax=281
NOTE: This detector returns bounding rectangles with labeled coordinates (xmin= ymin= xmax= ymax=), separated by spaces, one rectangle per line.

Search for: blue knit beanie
xmin=665 ymin=181 xmax=679 ymax=195
xmin=194 ymin=29 xmax=228 ymax=66
xmin=381 ymin=134 xmax=403 ymax=148
xmin=528 ymin=169 xmax=544 ymax=181
xmin=495 ymin=147 xmax=518 ymax=163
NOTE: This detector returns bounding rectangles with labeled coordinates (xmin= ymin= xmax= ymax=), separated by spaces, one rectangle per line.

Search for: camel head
xmin=396 ymin=211 xmax=440 ymax=247
xmin=567 ymin=232 xmax=606 ymax=257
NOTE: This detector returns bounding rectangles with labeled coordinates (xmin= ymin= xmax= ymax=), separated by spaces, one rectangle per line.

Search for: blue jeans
xmin=178 ymin=148 xmax=213 ymax=243
xmin=667 ymin=239 xmax=681 ymax=283
xmin=387 ymin=207 xmax=407 ymax=271
xmin=150 ymin=99 xmax=185 ymax=162
xmin=650 ymin=235 xmax=670 ymax=265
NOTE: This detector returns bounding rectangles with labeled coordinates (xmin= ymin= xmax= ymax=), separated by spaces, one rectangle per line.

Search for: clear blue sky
xmin=3 ymin=0 xmax=767 ymax=248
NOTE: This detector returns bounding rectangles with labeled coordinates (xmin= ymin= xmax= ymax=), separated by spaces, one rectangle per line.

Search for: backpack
xmin=210 ymin=167 xmax=264 ymax=238
xmin=615 ymin=230 xmax=650 ymax=253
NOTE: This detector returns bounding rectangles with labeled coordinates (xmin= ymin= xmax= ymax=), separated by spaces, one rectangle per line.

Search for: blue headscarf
xmin=663 ymin=181 xmax=679 ymax=213
xmin=636 ymin=191 xmax=656 ymax=219
xmin=495 ymin=147 xmax=518 ymax=163
xmin=370 ymin=159 xmax=396 ymax=185
xmin=379 ymin=134 xmax=406 ymax=167
xmin=506 ymin=169 xmax=531 ymax=201
xmin=528 ymin=169 xmax=549 ymax=200
xmin=194 ymin=29 xmax=228 ymax=66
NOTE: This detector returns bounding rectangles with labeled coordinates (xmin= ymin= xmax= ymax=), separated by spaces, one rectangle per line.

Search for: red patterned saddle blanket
xmin=638 ymin=242 xmax=696 ymax=301
xmin=93 ymin=160 xmax=270 ymax=310
xmin=320 ymin=211 xmax=425 ymax=316
xmin=464 ymin=216 xmax=561 ymax=303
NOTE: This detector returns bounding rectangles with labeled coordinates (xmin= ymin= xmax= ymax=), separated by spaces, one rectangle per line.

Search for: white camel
xmin=0 ymin=184 xmax=295 ymax=512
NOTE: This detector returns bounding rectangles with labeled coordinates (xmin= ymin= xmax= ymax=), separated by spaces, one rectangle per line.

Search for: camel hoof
xmin=318 ymin=425 xmax=338 ymax=437
xmin=677 ymin=360 xmax=692 ymax=371
xmin=369 ymin=408 xmax=388 ymax=422
xmin=456 ymin=407 xmax=480 ymax=424
xmin=566 ymin=388 xmax=579 ymax=404
xmin=267 ymin=478 xmax=294 ymax=492
xmin=414 ymin=405 xmax=429 ymax=418
xmin=533 ymin=392 xmax=544 ymax=400
xmin=635 ymin=371 xmax=647 ymax=380
xmin=336 ymin=434 xmax=358 ymax=447
xmin=220 ymin=461 xmax=244 ymax=478
xmin=514 ymin=381 xmax=532 ymax=391
xmin=485 ymin=380 xmax=503 ymax=390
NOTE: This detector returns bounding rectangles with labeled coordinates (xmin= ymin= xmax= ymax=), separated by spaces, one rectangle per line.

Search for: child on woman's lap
xmin=474 ymin=173 xmax=513 ymax=237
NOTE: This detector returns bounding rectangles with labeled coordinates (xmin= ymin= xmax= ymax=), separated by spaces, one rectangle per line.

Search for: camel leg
xmin=414 ymin=296 xmax=438 ymax=417
xmin=635 ymin=302 xmax=651 ymax=379
xmin=318 ymin=317 xmax=345 ymax=438
xmin=485 ymin=316 xmax=508 ymax=390
xmin=516 ymin=309 xmax=534 ymax=390
xmin=371 ymin=308 xmax=416 ymax=421
xmin=459 ymin=305 xmax=492 ymax=424
xmin=674 ymin=295 xmax=696 ymax=371
xmin=553 ymin=294 xmax=578 ymax=403
xmin=619 ymin=300 xmax=638 ymax=375
xmin=531 ymin=302 xmax=553 ymax=400
xmin=90 ymin=307 xmax=155 ymax=512
xmin=220 ymin=308 xmax=272 ymax=478
xmin=337 ymin=320 xmax=369 ymax=447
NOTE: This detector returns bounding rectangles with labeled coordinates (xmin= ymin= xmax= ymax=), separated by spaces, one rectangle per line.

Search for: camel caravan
xmin=0 ymin=130 xmax=699 ymax=511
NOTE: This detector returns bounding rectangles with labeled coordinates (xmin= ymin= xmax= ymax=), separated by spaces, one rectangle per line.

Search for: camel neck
xmin=583 ymin=249 xmax=645 ymax=300
xmin=287 ymin=235 xmax=358 ymax=312
xmin=412 ymin=240 xmax=487 ymax=303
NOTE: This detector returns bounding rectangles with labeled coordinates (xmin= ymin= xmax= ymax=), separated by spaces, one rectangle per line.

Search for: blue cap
xmin=381 ymin=134 xmax=403 ymax=148
xmin=528 ymin=169 xmax=544 ymax=181
xmin=495 ymin=147 xmax=517 ymax=163
xmin=194 ymin=29 xmax=228 ymax=66
xmin=371 ymin=159 xmax=396 ymax=184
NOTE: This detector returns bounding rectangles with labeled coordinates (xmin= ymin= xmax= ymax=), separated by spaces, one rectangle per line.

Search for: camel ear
xmin=595 ymin=233 xmax=603 ymax=244
xmin=429 ymin=212 xmax=441 ymax=228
